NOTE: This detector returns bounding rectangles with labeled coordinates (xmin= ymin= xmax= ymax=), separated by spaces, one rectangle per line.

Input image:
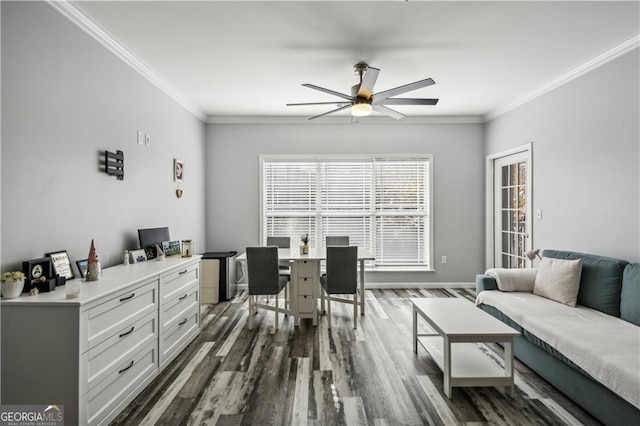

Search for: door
xmin=492 ymin=150 xmax=531 ymax=268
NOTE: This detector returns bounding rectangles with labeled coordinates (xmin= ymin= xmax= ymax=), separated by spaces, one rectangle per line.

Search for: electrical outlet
xmin=137 ymin=131 xmax=144 ymax=145
xmin=145 ymin=134 xmax=150 ymax=146
xmin=441 ymin=255 xmax=447 ymax=264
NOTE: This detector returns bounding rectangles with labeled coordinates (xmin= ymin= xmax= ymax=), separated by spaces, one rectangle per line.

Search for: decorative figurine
xmin=86 ymin=239 xmax=101 ymax=281
xmin=123 ymin=249 xmax=130 ymax=265
xmin=155 ymin=244 xmax=165 ymax=261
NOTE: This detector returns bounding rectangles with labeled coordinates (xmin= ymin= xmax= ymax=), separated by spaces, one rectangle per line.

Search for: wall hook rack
xmin=105 ymin=150 xmax=124 ymax=180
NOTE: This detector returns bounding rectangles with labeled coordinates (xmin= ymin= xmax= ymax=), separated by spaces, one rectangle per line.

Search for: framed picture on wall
xmin=46 ymin=250 xmax=75 ymax=280
xmin=174 ymin=158 xmax=184 ymax=182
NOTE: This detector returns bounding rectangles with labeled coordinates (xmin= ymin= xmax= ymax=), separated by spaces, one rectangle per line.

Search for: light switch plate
xmin=137 ymin=131 xmax=144 ymax=145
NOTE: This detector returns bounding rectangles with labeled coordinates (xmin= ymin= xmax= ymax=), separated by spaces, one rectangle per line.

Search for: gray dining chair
xmin=266 ymin=236 xmax=292 ymax=276
xmin=246 ymin=246 xmax=289 ymax=330
xmin=325 ymin=236 xmax=350 ymax=246
xmin=320 ymin=246 xmax=358 ymax=329
xmin=266 ymin=236 xmax=291 ymax=304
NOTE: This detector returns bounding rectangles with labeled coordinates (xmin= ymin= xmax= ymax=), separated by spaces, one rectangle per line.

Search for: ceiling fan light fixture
xmin=351 ymin=102 xmax=372 ymax=117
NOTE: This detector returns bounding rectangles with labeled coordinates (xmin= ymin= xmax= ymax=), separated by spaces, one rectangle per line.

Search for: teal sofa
xmin=476 ymin=249 xmax=640 ymax=426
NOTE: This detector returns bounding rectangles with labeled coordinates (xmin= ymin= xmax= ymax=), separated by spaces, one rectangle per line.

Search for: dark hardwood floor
xmin=111 ymin=288 xmax=600 ymax=425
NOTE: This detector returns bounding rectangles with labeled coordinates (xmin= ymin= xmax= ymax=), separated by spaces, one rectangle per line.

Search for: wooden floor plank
xmin=111 ymin=289 xmax=601 ymax=426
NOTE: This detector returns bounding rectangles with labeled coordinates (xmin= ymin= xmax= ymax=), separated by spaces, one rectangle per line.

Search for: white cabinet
xmin=1 ymin=256 xmax=201 ymax=426
xmin=291 ymin=259 xmax=319 ymax=326
xmin=159 ymin=261 xmax=200 ymax=368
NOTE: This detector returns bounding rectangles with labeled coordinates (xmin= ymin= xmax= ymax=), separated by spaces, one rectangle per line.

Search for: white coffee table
xmin=411 ymin=298 xmax=520 ymax=398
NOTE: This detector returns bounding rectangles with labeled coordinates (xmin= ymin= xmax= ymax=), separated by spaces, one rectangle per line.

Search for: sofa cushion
xmin=533 ymin=257 xmax=582 ymax=306
xmin=621 ymin=263 xmax=640 ymax=326
xmin=543 ymin=250 xmax=628 ymax=316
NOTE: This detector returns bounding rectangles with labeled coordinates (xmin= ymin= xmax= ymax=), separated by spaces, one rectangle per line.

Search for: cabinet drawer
xmin=298 ymin=295 xmax=314 ymax=314
xmin=160 ymin=306 xmax=199 ymax=367
xmin=161 ymin=284 xmax=199 ymax=331
xmin=296 ymin=260 xmax=317 ymax=277
xmin=160 ymin=262 xmax=199 ymax=300
xmin=297 ymin=277 xmax=313 ymax=295
xmin=87 ymin=280 xmax=158 ymax=350
xmin=87 ymin=341 xmax=158 ymax=425
xmin=87 ymin=311 xmax=157 ymax=391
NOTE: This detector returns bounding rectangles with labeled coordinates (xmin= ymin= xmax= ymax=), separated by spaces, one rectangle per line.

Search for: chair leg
xmin=248 ymin=295 xmax=254 ymax=330
xmin=284 ymin=284 xmax=288 ymax=317
xmin=321 ymin=287 xmax=326 ymax=315
xmin=327 ymin=295 xmax=332 ymax=329
xmin=275 ymin=291 xmax=279 ymax=330
xmin=353 ymin=293 xmax=358 ymax=330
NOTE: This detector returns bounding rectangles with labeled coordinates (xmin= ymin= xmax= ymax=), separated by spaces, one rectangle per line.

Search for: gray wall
xmin=485 ymin=49 xmax=640 ymax=262
xmin=205 ymin=122 xmax=484 ymax=284
xmin=1 ymin=2 xmax=206 ymax=271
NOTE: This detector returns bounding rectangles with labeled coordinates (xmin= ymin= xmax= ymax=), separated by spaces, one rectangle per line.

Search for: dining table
xmin=236 ymin=247 xmax=374 ymax=325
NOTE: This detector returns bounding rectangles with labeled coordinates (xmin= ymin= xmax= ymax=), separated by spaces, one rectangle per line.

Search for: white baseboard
xmin=235 ymin=282 xmax=474 ymax=292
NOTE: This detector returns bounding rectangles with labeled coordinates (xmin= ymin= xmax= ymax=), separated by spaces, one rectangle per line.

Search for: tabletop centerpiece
xmin=300 ymin=233 xmax=310 ymax=255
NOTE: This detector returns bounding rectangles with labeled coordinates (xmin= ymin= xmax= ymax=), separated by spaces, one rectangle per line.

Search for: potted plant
xmin=300 ymin=233 xmax=310 ymax=255
xmin=1 ymin=270 xmax=26 ymax=299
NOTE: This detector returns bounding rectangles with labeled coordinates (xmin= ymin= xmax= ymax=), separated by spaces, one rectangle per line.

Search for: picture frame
xmin=76 ymin=259 xmax=88 ymax=279
xmin=130 ymin=249 xmax=148 ymax=264
xmin=46 ymin=250 xmax=75 ymax=280
xmin=174 ymin=158 xmax=184 ymax=182
xmin=162 ymin=240 xmax=181 ymax=257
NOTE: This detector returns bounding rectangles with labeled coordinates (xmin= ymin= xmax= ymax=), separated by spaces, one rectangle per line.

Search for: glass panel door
xmin=494 ymin=153 xmax=530 ymax=268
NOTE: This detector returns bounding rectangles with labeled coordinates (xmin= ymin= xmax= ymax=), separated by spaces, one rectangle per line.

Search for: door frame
xmin=485 ymin=142 xmax=533 ymax=269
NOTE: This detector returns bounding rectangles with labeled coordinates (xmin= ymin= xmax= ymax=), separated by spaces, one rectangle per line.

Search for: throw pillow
xmin=485 ymin=268 xmax=537 ymax=292
xmin=533 ymin=257 xmax=582 ymax=306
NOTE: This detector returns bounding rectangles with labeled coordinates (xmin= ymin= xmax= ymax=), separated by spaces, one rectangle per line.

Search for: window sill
xmin=365 ymin=266 xmax=435 ymax=273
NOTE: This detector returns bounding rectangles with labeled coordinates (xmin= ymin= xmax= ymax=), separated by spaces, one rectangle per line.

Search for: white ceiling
xmin=69 ymin=0 xmax=640 ymax=122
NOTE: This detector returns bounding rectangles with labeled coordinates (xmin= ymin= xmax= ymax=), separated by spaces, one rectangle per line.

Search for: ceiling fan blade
xmin=308 ymin=104 xmax=351 ymax=120
xmin=357 ymin=67 xmax=380 ymax=99
xmin=375 ymin=98 xmax=439 ymax=106
xmin=287 ymin=101 xmax=348 ymax=106
xmin=372 ymin=78 xmax=435 ymax=101
xmin=373 ymin=105 xmax=405 ymax=120
xmin=302 ymin=84 xmax=354 ymax=101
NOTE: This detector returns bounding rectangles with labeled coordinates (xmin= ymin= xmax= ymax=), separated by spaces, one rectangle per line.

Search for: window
xmin=261 ymin=156 xmax=432 ymax=269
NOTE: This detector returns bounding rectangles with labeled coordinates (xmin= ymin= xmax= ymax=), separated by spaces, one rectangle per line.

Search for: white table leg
xmin=444 ymin=336 xmax=452 ymax=398
xmin=504 ymin=339 xmax=514 ymax=395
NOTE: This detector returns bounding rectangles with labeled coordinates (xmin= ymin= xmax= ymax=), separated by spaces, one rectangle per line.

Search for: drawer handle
xmin=178 ymin=318 xmax=188 ymax=326
xmin=119 ymin=326 xmax=135 ymax=338
xmin=178 ymin=269 xmax=188 ymax=275
xmin=304 ymin=278 xmax=307 ymax=281
xmin=178 ymin=293 xmax=188 ymax=300
xmin=119 ymin=293 xmax=135 ymax=302
xmin=118 ymin=360 xmax=134 ymax=374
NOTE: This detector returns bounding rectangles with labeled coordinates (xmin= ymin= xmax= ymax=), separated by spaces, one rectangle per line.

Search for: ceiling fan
xmin=286 ymin=62 xmax=439 ymax=120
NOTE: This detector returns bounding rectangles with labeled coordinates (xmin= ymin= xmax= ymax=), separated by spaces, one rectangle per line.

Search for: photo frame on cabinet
xmin=162 ymin=240 xmax=181 ymax=257
xmin=130 ymin=249 xmax=148 ymax=264
xmin=76 ymin=259 xmax=88 ymax=279
xmin=174 ymin=158 xmax=184 ymax=182
xmin=47 ymin=250 xmax=75 ymax=280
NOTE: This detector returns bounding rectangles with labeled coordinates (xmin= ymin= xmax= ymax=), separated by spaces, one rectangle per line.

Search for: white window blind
xmin=262 ymin=157 xmax=431 ymax=268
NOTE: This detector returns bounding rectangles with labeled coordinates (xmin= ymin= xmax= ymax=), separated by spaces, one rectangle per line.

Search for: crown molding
xmin=47 ymin=0 xmax=207 ymax=122
xmin=485 ymin=34 xmax=640 ymax=122
xmin=206 ymin=115 xmax=484 ymax=124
